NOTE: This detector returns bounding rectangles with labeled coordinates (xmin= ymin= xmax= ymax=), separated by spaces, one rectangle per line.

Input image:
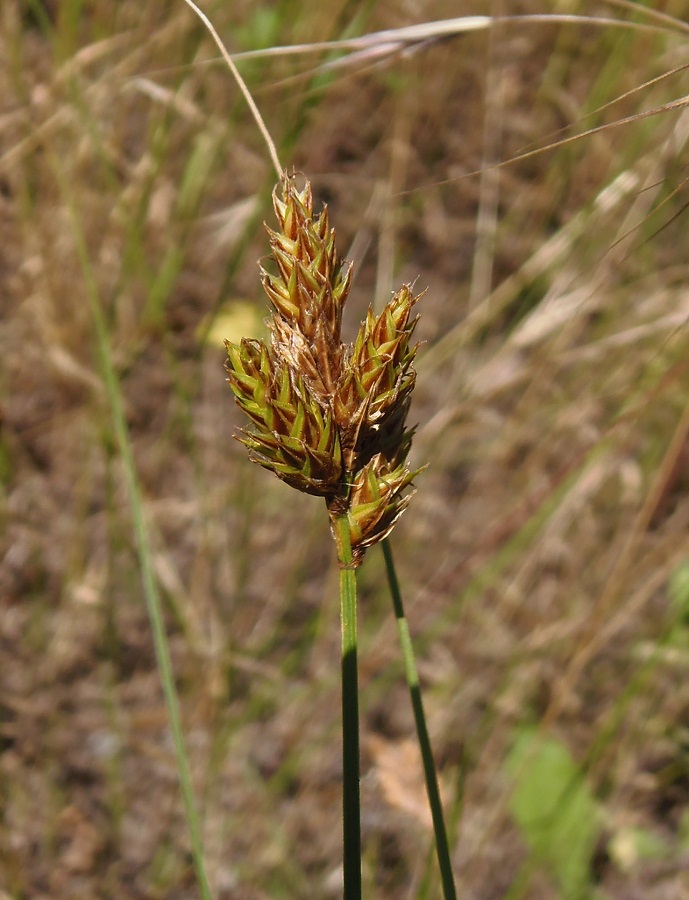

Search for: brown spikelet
xmin=225 ymin=172 xmax=424 ymax=564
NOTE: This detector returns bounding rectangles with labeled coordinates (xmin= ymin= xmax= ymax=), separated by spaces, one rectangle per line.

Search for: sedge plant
xmin=224 ymin=176 xmax=457 ymax=900
xmin=181 ymin=1 xmax=456 ymax=895
xmin=225 ymin=174 xmax=423 ymax=897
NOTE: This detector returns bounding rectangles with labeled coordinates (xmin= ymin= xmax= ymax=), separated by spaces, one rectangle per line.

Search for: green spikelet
xmin=225 ymin=173 xmax=424 ymax=564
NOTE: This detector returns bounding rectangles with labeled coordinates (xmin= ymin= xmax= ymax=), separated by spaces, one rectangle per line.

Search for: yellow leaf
xmin=199 ymin=301 xmax=266 ymax=347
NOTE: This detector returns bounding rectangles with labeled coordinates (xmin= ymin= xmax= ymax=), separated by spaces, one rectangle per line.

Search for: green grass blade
xmin=52 ymin=156 xmax=212 ymax=900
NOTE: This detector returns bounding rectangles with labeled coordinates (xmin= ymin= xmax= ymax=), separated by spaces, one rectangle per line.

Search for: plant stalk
xmin=56 ymin=159 xmax=212 ymax=900
xmin=334 ymin=514 xmax=362 ymax=900
xmin=382 ymin=538 xmax=457 ymax=900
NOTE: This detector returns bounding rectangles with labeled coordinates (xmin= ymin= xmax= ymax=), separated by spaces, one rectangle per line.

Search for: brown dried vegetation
xmin=2 ymin=0 xmax=689 ymax=897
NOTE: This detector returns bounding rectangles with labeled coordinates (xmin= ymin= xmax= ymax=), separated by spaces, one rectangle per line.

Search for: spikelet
xmin=225 ymin=173 xmax=423 ymax=564
xmin=226 ymin=338 xmax=342 ymax=496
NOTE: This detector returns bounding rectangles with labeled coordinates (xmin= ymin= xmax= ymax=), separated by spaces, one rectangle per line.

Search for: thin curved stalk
xmin=382 ymin=538 xmax=456 ymax=900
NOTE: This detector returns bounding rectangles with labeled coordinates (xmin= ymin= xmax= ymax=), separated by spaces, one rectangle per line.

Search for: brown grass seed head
xmin=225 ymin=173 xmax=423 ymax=562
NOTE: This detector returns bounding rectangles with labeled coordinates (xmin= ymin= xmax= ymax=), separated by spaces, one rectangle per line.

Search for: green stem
xmin=56 ymin=159 xmax=212 ymax=900
xmin=334 ymin=515 xmax=362 ymax=900
xmin=382 ymin=539 xmax=457 ymax=900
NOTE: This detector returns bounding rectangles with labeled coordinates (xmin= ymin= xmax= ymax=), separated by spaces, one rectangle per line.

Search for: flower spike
xmin=225 ymin=172 xmax=424 ymax=564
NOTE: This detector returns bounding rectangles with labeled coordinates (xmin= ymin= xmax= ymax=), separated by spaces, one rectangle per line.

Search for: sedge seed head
xmin=225 ymin=172 xmax=424 ymax=562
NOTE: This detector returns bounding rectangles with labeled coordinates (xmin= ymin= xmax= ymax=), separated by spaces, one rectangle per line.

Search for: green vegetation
xmin=2 ymin=1 xmax=689 ymax=897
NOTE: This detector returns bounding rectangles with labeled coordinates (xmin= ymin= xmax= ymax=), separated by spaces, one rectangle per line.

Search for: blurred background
xmin=2 ymin=1 xmax=689 ymax=896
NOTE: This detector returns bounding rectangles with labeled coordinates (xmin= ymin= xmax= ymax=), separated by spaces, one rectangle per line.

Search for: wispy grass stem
xmin=181 ymin=0 xmax=282 ymax=178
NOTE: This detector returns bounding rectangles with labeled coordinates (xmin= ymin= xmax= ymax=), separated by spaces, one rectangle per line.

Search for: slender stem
xmin=56 ymin=159 xmax=212 ymax=900
xmin=334 ymin=515 xmax=362 ymax=900
xmin=382 ymin=539 xmax=457 ymax=900
xmin=182 ymin=0 xmax=283 ymax=178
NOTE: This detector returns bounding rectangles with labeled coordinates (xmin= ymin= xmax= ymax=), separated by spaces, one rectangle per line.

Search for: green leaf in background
xmin=669 ymin=560 xmax=689 ymax=624
xmin=507 ymin=729 xmax=601 ymax=899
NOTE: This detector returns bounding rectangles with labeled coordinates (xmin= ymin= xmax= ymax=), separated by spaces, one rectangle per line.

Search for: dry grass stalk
xmin=225 ymin=172 xmax=423 ymax=566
